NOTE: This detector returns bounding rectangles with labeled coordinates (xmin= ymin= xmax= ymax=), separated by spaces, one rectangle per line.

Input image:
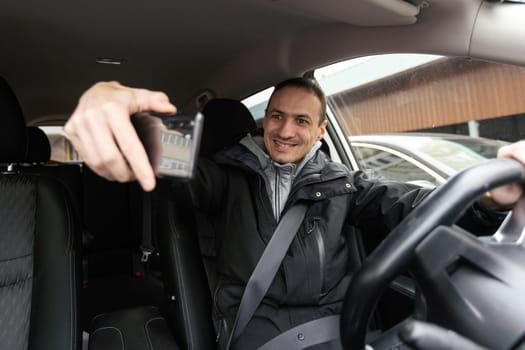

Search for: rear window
xmin=40 ymin=126 xmax=82 ymax=163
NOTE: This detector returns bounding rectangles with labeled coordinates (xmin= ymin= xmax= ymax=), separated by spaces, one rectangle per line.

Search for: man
xmin=66 ymin=78 xmax=524 ymax=349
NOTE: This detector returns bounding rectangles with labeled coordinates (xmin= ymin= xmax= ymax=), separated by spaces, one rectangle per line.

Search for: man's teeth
xmin=275 ymin=140 xmax=295 ymax=147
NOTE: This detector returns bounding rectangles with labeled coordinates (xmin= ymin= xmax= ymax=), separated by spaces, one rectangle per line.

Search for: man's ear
xmin=317 ymin=119 xmax=328 ymax=140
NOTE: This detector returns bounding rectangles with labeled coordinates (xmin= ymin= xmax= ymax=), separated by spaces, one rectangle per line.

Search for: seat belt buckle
xmin=140 ymin=246 xmax=154 ymax=262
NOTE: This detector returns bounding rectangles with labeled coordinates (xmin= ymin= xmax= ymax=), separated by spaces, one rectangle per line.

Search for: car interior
xmin=2 ymin=0 xmax=525 ymax=349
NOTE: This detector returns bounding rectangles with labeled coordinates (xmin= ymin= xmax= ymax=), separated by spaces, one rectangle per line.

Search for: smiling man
xmin=237 ymin=79 xmax=330 ymax=220
xmin=263 ymin=81 xmax=327 ymax=165
xmin=65 ymin=77 xmax=525 ymax=350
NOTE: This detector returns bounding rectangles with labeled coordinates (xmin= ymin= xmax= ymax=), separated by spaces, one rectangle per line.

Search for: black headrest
xmin=0 ymin=78 xmax=51 ymax=163
xmin=26 ymin=127 xmax=51 ymax=163
xmin=0 ymin=77 xmax=28 ymax=162
xmin=199 ymin=98 xmax=257 ymax=156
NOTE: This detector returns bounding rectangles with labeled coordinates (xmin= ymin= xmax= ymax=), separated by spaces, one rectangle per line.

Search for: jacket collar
xmin=214 ymin=130 xmax=351 ymax=187
xmin=238 ymin=133 xmax=322 ymax=177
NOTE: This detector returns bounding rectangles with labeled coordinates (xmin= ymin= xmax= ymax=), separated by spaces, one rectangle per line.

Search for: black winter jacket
xmin=188 ymin=141 xmax=502 ymax=349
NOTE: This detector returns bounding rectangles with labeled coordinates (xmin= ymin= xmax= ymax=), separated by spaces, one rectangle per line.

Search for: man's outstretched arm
xmin=64 ymin=81 xmax=176 ymax=191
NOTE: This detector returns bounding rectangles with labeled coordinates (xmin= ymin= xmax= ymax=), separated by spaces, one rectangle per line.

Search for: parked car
xmin=348 ymin=133 xmax=510 ymax=186
xmin=2 ymin=1 xmax=525 ymax=350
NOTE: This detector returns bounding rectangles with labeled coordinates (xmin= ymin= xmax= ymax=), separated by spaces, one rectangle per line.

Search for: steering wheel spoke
xmin=492 ymin=195 xmax=525 ymax=244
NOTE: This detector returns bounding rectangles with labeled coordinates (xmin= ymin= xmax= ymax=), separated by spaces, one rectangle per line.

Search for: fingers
xmin=108 ymin=109 xmax=156 ymax=191
xmin=485 ymin=140 xmax=525 ymax=209
xmin=64 ymin=81 xmax=177 ymax=191
xmin=483 ymin=183 xmax=524 ymax=210
xmin=129 ymin=87 xmax=177 ymax=115
xmin=498 ymin=140 xmax=525 ymax=164
xmin=65 ymin=100 xmax=136 ymax=183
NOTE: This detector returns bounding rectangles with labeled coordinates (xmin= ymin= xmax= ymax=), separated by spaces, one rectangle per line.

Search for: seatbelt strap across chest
xmin=225 ymin=203 xmax=309 ymax=349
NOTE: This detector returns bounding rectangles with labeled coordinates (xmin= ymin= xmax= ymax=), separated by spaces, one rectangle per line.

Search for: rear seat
xmin=81 ymin=172 xmax=179 ymax=350
xmin=1 ymin=77 xmax=176 ymax=349
xmin=0 ymin=76 xmax=82 ymax=350
xmin=86 ymin=99 xmax=257 ymax=350
xmin=20 ymin=126 xmax=84 ymax=220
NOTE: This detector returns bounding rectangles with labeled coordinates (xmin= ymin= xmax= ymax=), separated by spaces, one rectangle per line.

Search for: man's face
xmin=262 ymin=86 xmax=327 ymax=164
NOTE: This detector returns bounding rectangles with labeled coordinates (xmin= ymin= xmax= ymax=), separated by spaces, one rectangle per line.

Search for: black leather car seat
xmin=156 ymin=99 xmax=257 ymax=350
xmin=0 ymin=77 xmax=81 ymax=350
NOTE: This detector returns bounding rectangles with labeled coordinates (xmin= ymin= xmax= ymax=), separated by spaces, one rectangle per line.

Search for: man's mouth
xmin=273 ymin=139 xmax=297 ymax=150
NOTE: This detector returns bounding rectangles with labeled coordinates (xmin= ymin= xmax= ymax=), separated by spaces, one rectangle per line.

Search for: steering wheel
xmin=340 ymin=158 xmax=525 ymax=349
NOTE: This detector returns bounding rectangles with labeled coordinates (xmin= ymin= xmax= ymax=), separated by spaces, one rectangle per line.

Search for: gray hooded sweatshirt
xmin=240 ymin=134 xmax=322 ymax=220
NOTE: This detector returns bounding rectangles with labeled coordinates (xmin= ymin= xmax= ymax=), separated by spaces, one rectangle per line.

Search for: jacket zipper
xmin=307 ymin=218 xmax=326 ymax=296
xmin=313 ymin=224 xmax=326 ymax=295
xmin=257 ymin=177 xmax=272 ymax=217
xmin=213 ymin=280 xmax=226 ymax=342
xmin=274 ymin=167 xmax=280 ymax=220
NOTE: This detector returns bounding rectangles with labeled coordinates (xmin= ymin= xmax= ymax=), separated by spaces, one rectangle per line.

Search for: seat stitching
xmin=144 ymin=317 xmax=165 ymax=350
xmin=91 ymin=326 xmax=125 ymax=350
xmin=0 ymin=275 xmax=32 ymax=289
xmin=0 ymin=252 xmax=32 ymax=263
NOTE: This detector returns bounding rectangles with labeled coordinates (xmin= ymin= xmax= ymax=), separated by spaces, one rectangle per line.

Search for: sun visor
xmin=253 ymin=0 xmax=422 ymax=26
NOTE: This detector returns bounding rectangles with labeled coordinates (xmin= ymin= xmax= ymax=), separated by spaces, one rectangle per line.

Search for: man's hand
xmin=64 ymin=81 xmax=176 ymax=191
xmin=482 ymin=141 xmax=525 ymax=210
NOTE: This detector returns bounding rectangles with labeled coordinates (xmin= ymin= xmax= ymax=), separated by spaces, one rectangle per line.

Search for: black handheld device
xmin=132 ymin=111 xmax=204 ymax=179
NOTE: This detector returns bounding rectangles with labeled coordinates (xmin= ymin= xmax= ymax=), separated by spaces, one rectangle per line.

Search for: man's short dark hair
xmin=269 ymin=77 xmax=327 ymax=125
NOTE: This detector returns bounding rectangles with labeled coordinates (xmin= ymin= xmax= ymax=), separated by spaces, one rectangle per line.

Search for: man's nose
xmin=276 ymin=117 xmax=296 ymax=138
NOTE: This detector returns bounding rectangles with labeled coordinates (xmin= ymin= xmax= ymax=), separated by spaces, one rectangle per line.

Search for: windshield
xmin=411 ymin=136 xmax=508 ymax=172
xmin=364 ymin=135 xmax=510 ymax=173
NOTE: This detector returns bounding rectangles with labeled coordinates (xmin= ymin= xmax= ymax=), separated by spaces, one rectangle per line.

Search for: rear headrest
xmin=0 ymin=77 xmax=27 ymax=162
xmin=26 ymin=127 xmax=51 ymax=163
xmin=199 ymin=98 xmax=257 ymax=156
xmin=0 ymin=78 xmax=51 ymax=164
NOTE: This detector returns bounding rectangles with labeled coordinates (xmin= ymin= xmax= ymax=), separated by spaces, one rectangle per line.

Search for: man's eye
xmin=271 ymin=114 xmax=282 ymax=119
xmin=297 ymin=118 xmax=310 ymax=125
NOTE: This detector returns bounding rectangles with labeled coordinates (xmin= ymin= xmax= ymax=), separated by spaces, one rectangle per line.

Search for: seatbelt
xmin=257 ymin=315 xmax=340 ymax=350
xmin=225 ymin=203 xmax=308 ymax=349
xmin=140 ymin=191 xmax=155 ymax=263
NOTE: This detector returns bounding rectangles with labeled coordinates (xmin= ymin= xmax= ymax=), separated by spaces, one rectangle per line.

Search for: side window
xmin=352 ymin=144 xmax=441 ymax=186
xmin=315 ymin=54 xmax=523 ymax=182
